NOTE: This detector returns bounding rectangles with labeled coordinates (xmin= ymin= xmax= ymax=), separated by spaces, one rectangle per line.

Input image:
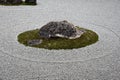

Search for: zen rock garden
xmin=0 ymin=0 xmax=36 ymax=5
xmin=18 ymin=20 xmax=99 ymax=49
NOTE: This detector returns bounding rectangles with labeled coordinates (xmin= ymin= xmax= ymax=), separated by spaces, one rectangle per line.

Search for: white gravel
xmin=0 ymin=0 xmax=120 ymax=80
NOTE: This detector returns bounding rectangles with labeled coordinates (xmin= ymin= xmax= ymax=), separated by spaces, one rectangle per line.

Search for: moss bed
xmin=17 ymin=27 xmax=99 ymax=49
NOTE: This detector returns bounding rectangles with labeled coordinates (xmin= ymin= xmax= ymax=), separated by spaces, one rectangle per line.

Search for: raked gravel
xmin=0 ymin=0 xmax=120 ymax=80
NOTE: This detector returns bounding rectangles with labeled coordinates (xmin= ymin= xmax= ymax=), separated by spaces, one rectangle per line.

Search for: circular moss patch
xmin=17 ymin=27 xmax=99 ymax=49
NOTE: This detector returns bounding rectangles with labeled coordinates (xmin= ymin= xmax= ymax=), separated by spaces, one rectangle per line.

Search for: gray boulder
xmin=39 ymin=20 xmax=85 ymax=39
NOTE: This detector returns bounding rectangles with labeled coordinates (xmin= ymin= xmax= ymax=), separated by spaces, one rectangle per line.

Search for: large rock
xmin=39 ymin=20 xmax=85 ymax=39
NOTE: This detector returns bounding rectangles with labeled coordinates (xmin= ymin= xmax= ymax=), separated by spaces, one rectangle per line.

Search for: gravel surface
xmin=0 ymin=0 xmax=120 ymax=80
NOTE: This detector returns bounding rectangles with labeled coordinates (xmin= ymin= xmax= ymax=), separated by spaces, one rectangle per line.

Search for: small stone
xmin=27 ymin=39 xmax=42 ymax=46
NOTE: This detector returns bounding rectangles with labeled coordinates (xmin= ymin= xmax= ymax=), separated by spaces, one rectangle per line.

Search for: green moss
xmin=17 ymin=27 xmax=99 ymax=50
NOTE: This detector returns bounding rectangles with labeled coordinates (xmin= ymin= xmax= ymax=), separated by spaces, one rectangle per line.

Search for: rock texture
xmin=39 ymin=20 xmax=85 ymax=39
